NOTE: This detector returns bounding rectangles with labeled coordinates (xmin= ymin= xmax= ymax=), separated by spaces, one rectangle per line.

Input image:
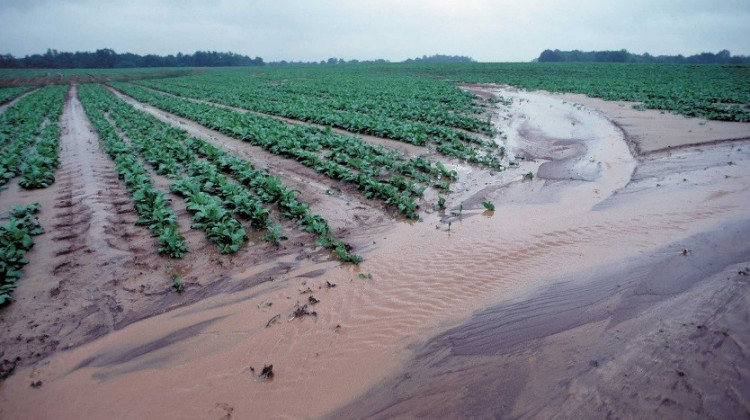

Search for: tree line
xmin=0 ymin=49 xmax=481 ymax=69
xmin=269 ymin=54 xmax=473 ymax=67
xmin=537 ymin=49 xmax=750 ymax=64
xmin=403 ymin=54 xmax=474 ymax=63
xmin=0 ymin=49 xmax=265 ymax=69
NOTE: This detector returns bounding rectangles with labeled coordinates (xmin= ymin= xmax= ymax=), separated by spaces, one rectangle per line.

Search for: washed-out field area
xmin=1 ymin=63 xmax=749 ymax=419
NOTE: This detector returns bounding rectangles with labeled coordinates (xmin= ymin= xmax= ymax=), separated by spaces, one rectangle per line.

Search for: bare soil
xmin=0 ymin=83 xmax=749 ymax=419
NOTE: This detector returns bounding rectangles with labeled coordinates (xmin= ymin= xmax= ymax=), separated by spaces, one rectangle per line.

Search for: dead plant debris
xmin=290 ymin=303 xmax=317 ymax=320
xmin=265 ymin=314 xmax=281 ymax=328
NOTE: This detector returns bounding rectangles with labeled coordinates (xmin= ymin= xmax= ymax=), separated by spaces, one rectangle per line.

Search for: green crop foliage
xmin=78 ymin=84 xmax=189 ymax=259
xmin=109 ymin=82 xmax=433 ymax=220
xmin=80 ymin=84 xmax=361 ymax=263
xmin=385 ymin=62 xmax=750 ymax=122
xmin=1 ymin=203 xmax=44 ymax=305
xmin=171 ymin=275 xmax=184 ymax=292
xmin=0 ymin=85 xmax=65 ymax=190
xmin=0 ymin=86 xmax=35 ymax=105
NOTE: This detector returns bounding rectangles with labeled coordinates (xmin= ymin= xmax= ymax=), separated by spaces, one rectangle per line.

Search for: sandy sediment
xmin=330 ymin=86 xmax=750 ymax=418
xmin=553 ymin=92 xmax=750 ymax=154
xmin=329 ymin=220 xmax=750 ymax=419
xmin=0 ymin=84 xmax=748 ymax=419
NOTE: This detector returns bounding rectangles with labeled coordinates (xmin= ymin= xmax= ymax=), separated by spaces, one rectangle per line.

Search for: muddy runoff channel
xmin=3 ymin=86 xmax=750 ymax=419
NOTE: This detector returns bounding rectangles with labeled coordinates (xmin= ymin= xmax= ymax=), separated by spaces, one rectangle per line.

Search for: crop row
xmin=0 ymin=85 xmax=66 ymax=189
xmin=78 ymin=84 xmax=189 ymax=258
xmin=0 ymin=203 xmax=44 ymax=305
xmin=103 ymin=97 xmax=252 ymax=255
xmin=134 ymin=75 xmax=503 ymax=167
xmin=80 ymin=84 xmax=361 ymax=263
xmin=137 ymin=68 xmax=492 ymax=134
xmin=109 ymin=82 xmax=457 ymax=219
xmin=0 ymin=86 xmax=34 ymax=105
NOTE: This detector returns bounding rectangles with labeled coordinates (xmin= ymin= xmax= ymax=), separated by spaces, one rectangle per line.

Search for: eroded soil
xmin=1 ymin=84 xmax=749 ymax=419
xmin=0 ymin=84 xmax=393 ymax=379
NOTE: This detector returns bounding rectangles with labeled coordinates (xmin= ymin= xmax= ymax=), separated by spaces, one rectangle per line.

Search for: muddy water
xmin=2 ymin=87 xmax=749 ymax=419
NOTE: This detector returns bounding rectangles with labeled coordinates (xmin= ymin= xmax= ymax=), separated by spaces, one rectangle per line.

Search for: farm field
xmin=1 ymin=63 xmax=750 ymax=419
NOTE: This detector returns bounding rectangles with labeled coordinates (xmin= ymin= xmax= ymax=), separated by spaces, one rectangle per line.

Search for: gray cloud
xmin=1 ymin=0 xmax=748 ymax=62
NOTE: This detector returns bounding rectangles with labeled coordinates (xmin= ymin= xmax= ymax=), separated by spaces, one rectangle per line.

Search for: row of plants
xmin=109 ymin=82 xmax=449 ymax=219
xmin=182 ymin=137 xmax=360 ymax=263
xmin=0 ymin=85 xmax=66 ymax=189
xmin=0 ymin=86 xmax=34 ymax=105
xmin=136 ymin=68 xmax=492 ymax=135
xmin=18 ymin=115 xmax=62 ymax=189
xmin=134 ymin=73 xmax=504 ymax=167
xmin=117 ymin=81 xmax=459 ymax=185
xmin=78 ymin=84 xmax=189 ymax=258
xmin=81 ymin=84 xmax=362 ymax=263
xmin=84 ymin=84 xmax=249 ymax=255
xmin=0 ymin=203 xmax=44 ymax=305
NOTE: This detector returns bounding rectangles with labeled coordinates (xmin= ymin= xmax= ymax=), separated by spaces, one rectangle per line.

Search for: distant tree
xmin=93 ymin=48 xmax=116 ymax=68
xmin=538 ymin=49 xmax=562 ymax=62
xmin=404 ymin=54 xmax=474 ymax=63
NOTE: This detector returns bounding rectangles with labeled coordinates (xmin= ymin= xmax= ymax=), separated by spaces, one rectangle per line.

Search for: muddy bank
xmin=328 ymin=219 xmax=750 ymax=419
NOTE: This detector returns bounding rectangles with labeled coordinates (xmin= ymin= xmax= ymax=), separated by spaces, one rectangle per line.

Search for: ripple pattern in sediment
xmin=322 ymin=200 xmax=737 ymax=355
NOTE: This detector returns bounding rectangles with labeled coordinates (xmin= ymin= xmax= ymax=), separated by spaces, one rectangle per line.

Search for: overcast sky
xmin=1 ymin=0 xmax=749 ymax=62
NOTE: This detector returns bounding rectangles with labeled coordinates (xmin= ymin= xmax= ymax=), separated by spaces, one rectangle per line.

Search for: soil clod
xmin=259 ymin=364 xmax=274 ymax=381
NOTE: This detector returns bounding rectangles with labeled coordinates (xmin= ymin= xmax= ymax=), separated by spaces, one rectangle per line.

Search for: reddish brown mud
xmin=0 ymin=84 xmax=748 ymax=419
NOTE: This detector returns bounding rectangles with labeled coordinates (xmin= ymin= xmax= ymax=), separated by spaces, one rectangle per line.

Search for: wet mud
xmin=329 ymin=220 xmax=750 ymax=419
xmin=0 ymin=84 xmax=388 ymax=376
xmin=0 ymin=84 xmax=749 ymax=419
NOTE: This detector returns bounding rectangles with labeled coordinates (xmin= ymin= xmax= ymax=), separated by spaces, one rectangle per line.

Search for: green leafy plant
xmin=171 ymin=275 xmax=184 ymax=292
xmin=1 ymin=203 xmax=45 ymax=304
xmin=433 ymin=196 xmax=446 ymax=211
xmin=262 ymin=222 xmax=287 ymax=246
xmin=482 ymin=201 xmax=495 ymax=211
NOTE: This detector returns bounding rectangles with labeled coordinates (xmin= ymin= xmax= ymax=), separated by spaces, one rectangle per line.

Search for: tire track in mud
xmin=0 ymin=84 xmax=147 ymax=371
